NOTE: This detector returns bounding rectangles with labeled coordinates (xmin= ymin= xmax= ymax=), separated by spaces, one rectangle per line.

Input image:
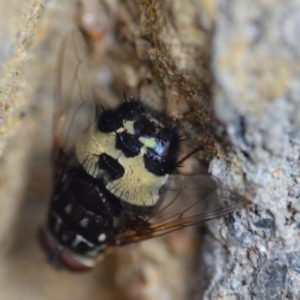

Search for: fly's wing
xmin=148 ymin=175 xmax=244 ymax=232
xmin=52 ymin=30 xmax=95 ymax=178
xmin=113 ymin=174 xmax=248 ymax=245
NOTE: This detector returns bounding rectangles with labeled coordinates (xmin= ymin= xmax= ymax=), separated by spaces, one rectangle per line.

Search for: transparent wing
xmin=52 ymin=30 xmax=95 ymax=168
xmin=113 ymin=174 xmax=248 ymax=245
xmin=149 ymin=174 xmax=244 ymax=231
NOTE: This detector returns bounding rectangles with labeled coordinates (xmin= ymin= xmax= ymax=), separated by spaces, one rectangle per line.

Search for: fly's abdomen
xmin=41 ymin=164 xmax=122 ymax=270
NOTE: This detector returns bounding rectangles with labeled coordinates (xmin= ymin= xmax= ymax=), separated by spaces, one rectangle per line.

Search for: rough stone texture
xmin=205 ymin=1 xmax=300 ymax=299
xmin=1 ymin=0 xmax=300 ymax=299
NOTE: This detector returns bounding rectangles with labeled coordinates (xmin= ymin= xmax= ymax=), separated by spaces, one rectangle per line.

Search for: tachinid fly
xmin=39 ymin=31 xmax=246 ymax=272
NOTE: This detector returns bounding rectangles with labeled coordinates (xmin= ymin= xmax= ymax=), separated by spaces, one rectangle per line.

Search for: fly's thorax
xmin=75 ymin=124 xmax=169 ymax=207
xmin=105 ymin=153 xmax=170 ymax=207
xmin=75 ymin=100 xmax=181 ymax=207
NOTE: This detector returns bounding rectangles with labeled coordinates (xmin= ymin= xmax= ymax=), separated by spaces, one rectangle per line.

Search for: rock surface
xmin=0 ymin=0 xmax=299 ymax=299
